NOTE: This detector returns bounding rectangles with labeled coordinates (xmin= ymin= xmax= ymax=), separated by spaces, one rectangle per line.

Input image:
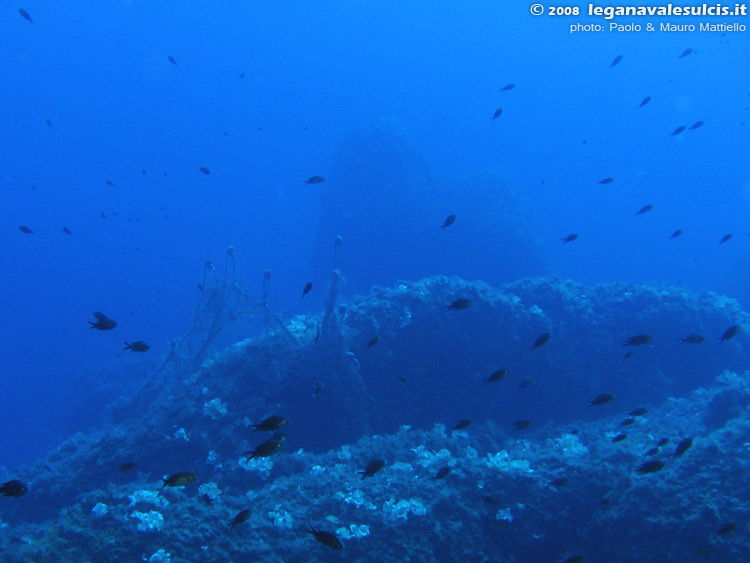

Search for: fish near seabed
xmin=303 ymin=176 xmax=325 ymax=185
xmin=445 ymin=298 xmax=472 ymax=310
xmin=359 ymin=459 xmax=385 ymax=479
xmin=588 ymin=393 xmax=614 ymax=406
xmin=161 ymin=472 xmax=197 ymax=488
xmin=0 ymin=480 xmax=27 ymax=497
xmin=230 ymin=508 xmax=251 ymax=530
xmin=307 ymin=525 xmax=342 ymax=550
xmin=250 ymin=416 xmax=288 ymax=432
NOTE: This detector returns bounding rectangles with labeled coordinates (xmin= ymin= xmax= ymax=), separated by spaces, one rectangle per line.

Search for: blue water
xmin=1 ymin=0 xmax=748 ymax=488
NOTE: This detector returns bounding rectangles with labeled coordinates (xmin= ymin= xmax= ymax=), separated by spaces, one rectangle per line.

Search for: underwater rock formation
xmin=3 ymin=370 xmax=750 ymax=561
xmin=314 ymin=121 xmax=546 ymax=293
xmin=0 ymin=275 xmax=748 ymax=561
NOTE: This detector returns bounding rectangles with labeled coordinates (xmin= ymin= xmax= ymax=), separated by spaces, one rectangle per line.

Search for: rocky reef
xmin=0 ymin=275 xmax=748 ymax=562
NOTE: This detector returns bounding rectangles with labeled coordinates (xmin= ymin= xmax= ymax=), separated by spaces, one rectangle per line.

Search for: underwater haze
xmin=1 ymin=1 xmax=750 ymax=562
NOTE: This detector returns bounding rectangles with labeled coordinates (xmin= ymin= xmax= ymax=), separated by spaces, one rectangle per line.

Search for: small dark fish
xmin=637 ymin=460 xmax=665 ymax=474
xmin=0 ymin=480 xmax=27 ymax=497
xmin=167 ymin=56 xmax=178 ymax=65
xmin=519 ymin=379 xmax=535 ymax=388
xmin=670 ymin=125 xmax=687 ymax=137
xmin=162 ymin=472 xmax=197 ymax=488
xmin=531 ymin=332 xmax=551 ymax=350
xmin=636 ymin=205 xmax=653 ymax=215
xmin=434 ymin=466 xmax=451 ymax=480
xmin=500 ymin=83 xmax=515 ymax=91
xmin=719 ymin=234 xmax=733 ymax=244
xmin=657 ymin=438 xmax=670 ymax=447
xmin=198 ymin=167 xmax=211 ymax=175
xmin=479 ymin=493 xmax=500 ymax=506
xmin=142 ymin=170 xmax=147 ymax=175
xmin=718 ymin=325 xmax=741 ymax=343
xmin=672 ymin=437 xmax=693 ymax=457
xmin=118 ymin=462 xmax=138 ymax=472
xmin=62 ymin=227 xmax=72 ymax=235
xmin=303 ymin=176 xmax=325 ymax=185
xmin=201 ymin=493 xmax=213 ymax=505
xmin=18 ymin=225 xmax=33 ymax=234
xmin=105 ymin=180 xmax=115 ymax=186
xmin=366 ymin=335 xmax=380 ymax=348
xmin=619 ymin=418 xmax=635 ymax=426
xmin=609 ymin=54 xmax=623 ymax=68
xmin=484 ymin=368 xmax=509 ymax=384
xmin=639 ymin=96 xmax=651 ymax=107
xmin=89 ymin=312 xmax=117 ymax=330
xmin=440 ymin=214 xmax=456 ymax=229
xmin=100 ymin=212 xmax=107 ymax=219
xmin=359 ymin=459 xmax=385 ymax=479
xmin=445 ymin=298 xmax=472 ymax=311
xmin=671 ymin=229 xmax=683 ymax=238
xmin=689 ymin=120 xmax=704 ymax=130
xmin=124 ymin=341 xmax=149 ymax=352
xmin=598 ymin=177 xmax=614 ymax=184
xmin=251 ymin=416 xmax=287 ymax=432
xmin=451 ymin=419 xmax=471 ymax=431
xmin=514 ymin=420 xmax=531 ymax=430
xmin=307 ymin=525 xmax=342 ymax=550
xmin=239 ymin=72 xmax=245 ymax=79
xmin=611 ymin=433 xmax=627 ymax=443
xmin=717 ymin=522 xmax=737 ymax=535
xmin=230 ymin=508 xmax=251 ymax=530
xmin=678 ymin=334 xmax=705 ymax=344
xmin=629 ymin=408 xmax=648 ymax=417
xmin=313 ymin=382 xmax=324 ymax=396
xmin=645 ymin=447 xmax=660 ymax=456
xmin=302 ymin=282 xmax=313 ymax=298
xmin=550 ymin=477 xmax=568 ymax=488
xmin=491 ymin=108 xmax=503 ymax=120
xmin=396 ymin=375 xmax=409 ymax=383
xmin=623 ymin=351 xmax=633 ymax=359
xmin=244 ymin=433 xmax=286 ymax=460
xmin=45 ymin=118 xmax=52 ymax=127
xmin=197 ymin=284 xmax=203 ymax=292
xmin=589 ymin=393 xmax=614 ymax=406
xmin=622 ymin=334 xmax=652 ymax=346
xmin=18 ymin=9 xmax=34 ymax=23
xmin=561 ymin=234 xmax=578 ymax=244
xmin=563 ymin=556 xmax=584 ymax=563
xmin=679 ymin=48 xmax=695 ymax=58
